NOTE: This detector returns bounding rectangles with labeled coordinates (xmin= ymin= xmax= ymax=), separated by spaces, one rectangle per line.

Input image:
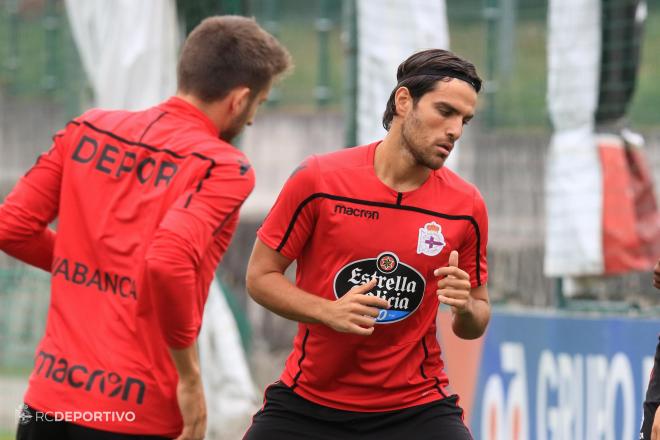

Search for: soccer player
xmin=641 ymin=259 xmax=660 ymax=440
xmin=244 ymin=49 xmax=488 ymax=440
xmin=0 ymin=16 xmax=291 ymax=440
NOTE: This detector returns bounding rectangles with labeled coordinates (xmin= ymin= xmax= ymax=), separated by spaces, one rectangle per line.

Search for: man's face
xmin=220 ymin=86 xmax=271 ymax=143
xmin=400 ymin=79 xmax=477 ymax=170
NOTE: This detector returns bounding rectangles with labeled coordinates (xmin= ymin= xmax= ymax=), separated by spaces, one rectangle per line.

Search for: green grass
xmin=0 ymin=431 xmax=14 ymax=440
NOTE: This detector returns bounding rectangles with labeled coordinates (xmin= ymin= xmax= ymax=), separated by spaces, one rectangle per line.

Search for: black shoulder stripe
xmin=276 ymin=193 xmax=483 ymax=286
xmin=184 ymin=164 xmax=215 ymax=209
xmin=213 ymin=202 xmax=242 ymax=236
xmin=138 ymin=111 xmax=168 ymax=143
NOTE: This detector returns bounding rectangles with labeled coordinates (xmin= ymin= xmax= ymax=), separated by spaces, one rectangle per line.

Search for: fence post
xmin=5 ymin=0 xmax=20 ymax=94
xmin=263 ymin=0 xmax=282 ymax=106
xmin=42 ymin=0 xmax=59 ymax=92
xmin=342 ymin=0 xmax=357 ymax=146
xmin=315 ymin=0 xmax=333 ymax=107
xmin=483 ymin=0 xmax=499 ymax=128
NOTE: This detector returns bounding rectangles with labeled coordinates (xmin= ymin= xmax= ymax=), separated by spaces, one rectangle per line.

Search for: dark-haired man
xmin=244 ymin=49 xmax=489 ymax=440
xmin=0 ymin=16 xmax=291 ymax=440
xmin=641 ymin=259 xmax=660 ymax=440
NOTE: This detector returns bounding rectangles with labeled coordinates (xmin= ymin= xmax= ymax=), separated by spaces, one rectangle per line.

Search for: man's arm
xmin=0 ymin=142 xmax=64 ymax=272
xmin=144 ymin=158 xmax=255 ymax=439
xmin=146 ymin=251 xmax=206 ymax=440
xmin=246 ymin=239 xmax=389 ymax=336
xmin=169 ymin=345 xmax=206 ymax=440
xmin=434 ymin=250 xmax=490 ymax=339
xmin=0 ymin=225 xmax=55 ymax=271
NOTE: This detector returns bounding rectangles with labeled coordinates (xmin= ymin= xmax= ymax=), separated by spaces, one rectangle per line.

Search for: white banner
xmin=356 ymin=0 xmax=451 ymax=158
xmin=200 ymin=281 xmax=258 ymax=438
xmin=544 ymin=0 xmax=603 ymax=276
xmin=65 ymin=0 xmax=178 ymax=110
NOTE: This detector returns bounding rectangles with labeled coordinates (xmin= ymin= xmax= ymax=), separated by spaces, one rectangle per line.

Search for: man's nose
xmin=446 ymin=118 xmax=462 ymax=141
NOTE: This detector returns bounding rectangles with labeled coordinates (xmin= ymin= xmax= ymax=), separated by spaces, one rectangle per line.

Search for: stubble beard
xmin=401 ymin=112 xmax=444 ymax=171
xmin=219 ymin=102 xmax=253 ymax=143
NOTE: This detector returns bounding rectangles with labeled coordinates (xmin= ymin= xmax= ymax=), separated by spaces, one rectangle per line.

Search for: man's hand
xmin=434 ymin=250 xmax=472 ymax=314
xmin=653 ymin=259 xmax=660 ymax=290
xmin=320 ymin=278 xmax=390 ymax=335
xmin=175 ymin=376 xmax=207 ymax=440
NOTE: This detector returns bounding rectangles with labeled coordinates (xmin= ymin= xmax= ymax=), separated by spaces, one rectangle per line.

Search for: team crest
xmin=417 ymin=221 xmax=445 ymax=256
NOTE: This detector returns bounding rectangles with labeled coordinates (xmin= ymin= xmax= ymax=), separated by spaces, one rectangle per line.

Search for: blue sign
xmin=471 ymin=311 xmax=659 ymax=440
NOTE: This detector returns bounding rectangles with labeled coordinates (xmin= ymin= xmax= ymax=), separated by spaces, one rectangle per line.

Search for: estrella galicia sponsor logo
xmin=334 ymin=204 xmax=380 ymax=220
xmin=333 ymin=252 xmax=425 ymax=324
xmin=34 ymin=350 xmax=146 ymax=404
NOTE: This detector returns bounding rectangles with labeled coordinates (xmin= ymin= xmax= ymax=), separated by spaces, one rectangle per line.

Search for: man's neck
xmin=176 ymin=92 xmax=224 ymax=133
xmin=374 ymin=132 xmax=432 ymax=193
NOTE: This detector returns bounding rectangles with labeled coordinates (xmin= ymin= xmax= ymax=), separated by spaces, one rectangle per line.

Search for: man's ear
xmin=227 ymin=86 xmax=252 ymax=115
xmin=394 ymin=86 xmax=413 ymax=117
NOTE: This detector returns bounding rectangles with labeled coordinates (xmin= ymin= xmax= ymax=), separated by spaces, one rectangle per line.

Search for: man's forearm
xmin=0 ymin=227 xmax=55 ymax=272
xmin=451 ymin=298 xmax=490 ymax=340
xmin=247 ymin=270 xmax=330 ymax=324
xmin=169 ymin=344 xmax=202 ymax=384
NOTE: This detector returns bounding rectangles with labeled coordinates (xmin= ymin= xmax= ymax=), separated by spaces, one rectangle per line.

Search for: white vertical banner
xmin=65 ymin=0 xmax=179 ymax=110
xmin=199 ymin=282 xmax=258 ymax=439
xmin=544 ymin=0 xmax=603 ymax=276
xmin=356 ymin=0 xmax=452 ymax=163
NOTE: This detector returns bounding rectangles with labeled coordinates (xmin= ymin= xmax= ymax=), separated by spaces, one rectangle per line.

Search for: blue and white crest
xmin=416 ymin=221 xmax=445 ymax=256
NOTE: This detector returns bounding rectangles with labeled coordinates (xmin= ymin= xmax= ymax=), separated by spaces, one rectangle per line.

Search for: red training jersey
xmin=258 ymin=142 xmax=488 ymax=412
xmin=0 ymin=97 xmax=255 ymax=436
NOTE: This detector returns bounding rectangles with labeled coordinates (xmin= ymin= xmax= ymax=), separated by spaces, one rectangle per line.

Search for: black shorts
xmin=243 ymin=382 xmax=473 ymax=440
xmin=641 ymin=336 xmax=660 ymax=440
xmin=15 ymin=405 xmax=170 ymax=440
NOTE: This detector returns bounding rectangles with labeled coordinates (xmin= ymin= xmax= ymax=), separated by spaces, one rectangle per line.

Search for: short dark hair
xmin=382 ymin=49 xmax=482 ymax=130
xmin=177 ymin=16 xmax=292 ymax=102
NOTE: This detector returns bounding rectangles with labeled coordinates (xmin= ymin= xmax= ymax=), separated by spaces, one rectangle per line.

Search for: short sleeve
xmin=459 ymin=187 xmax=489 ymax=288
xmin=257 ymin=156 xmax=319 ymax=260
